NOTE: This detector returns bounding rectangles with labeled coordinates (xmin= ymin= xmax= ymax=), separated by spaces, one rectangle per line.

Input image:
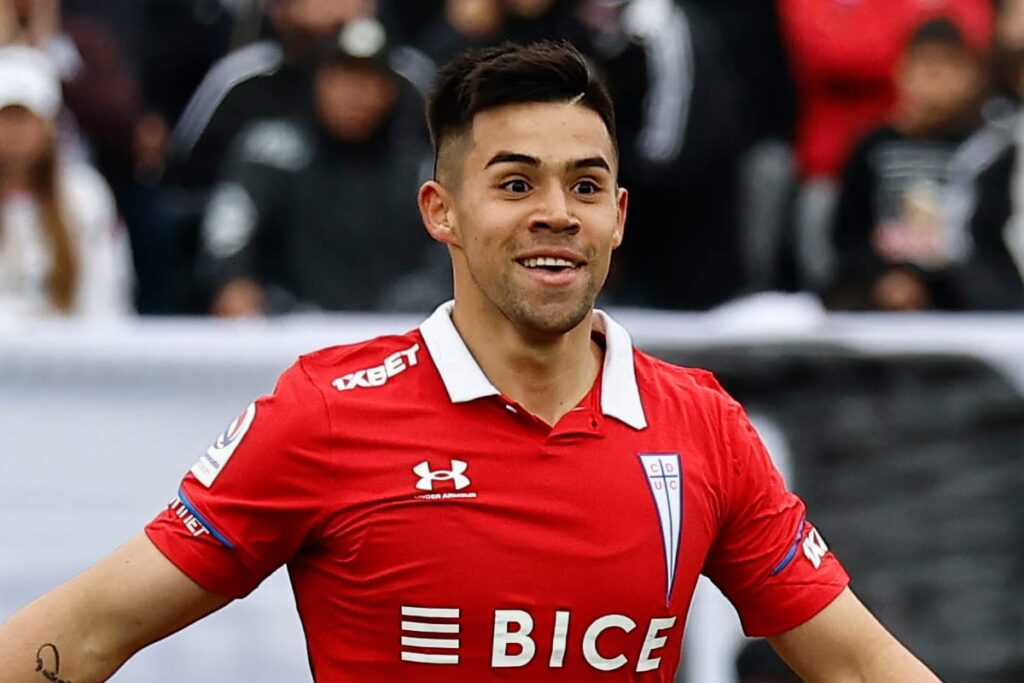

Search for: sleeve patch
xmin=170 ymin=489 xmax=235 ymax=549
xmin=801 ymin=526 xmax=829 ymax=569
xmin=191 ymin=402 xmax=257 ymax=487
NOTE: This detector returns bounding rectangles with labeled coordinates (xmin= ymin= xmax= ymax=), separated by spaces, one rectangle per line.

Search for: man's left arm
xmin=768 ymin=587 xmax=940 ymax=683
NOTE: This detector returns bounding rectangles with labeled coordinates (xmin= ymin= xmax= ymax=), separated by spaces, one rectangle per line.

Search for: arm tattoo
xmin=35 ymin=643 xmax=72 ymax=683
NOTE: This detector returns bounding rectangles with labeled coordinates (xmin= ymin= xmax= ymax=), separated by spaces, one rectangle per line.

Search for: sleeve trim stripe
xmin=768 ymin=517 xmax=806 ymax=577
xmin=178 ymin=487 xmax=236 ymax=550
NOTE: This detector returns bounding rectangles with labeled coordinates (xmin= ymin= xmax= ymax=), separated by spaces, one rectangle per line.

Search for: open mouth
xmin=516 ymin=256 xmax=582 ymax=273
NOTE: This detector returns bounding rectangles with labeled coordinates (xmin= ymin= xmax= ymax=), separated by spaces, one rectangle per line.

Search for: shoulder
xmin=242 ymin=332 xmax=428 ymax=440
xmin=231 ymin=118 xmax=313 ymax=171
xmin=634 ymin=353 xmax=756 ymax=475
xmin=197 ymin=40 xmax=285 ymax=94
xmin=170 ymin=40 xmax=285 ymax=155
xmin=57 ymin=160 xmax=116 ymax=233
xmin=634 ymin=351 xmax=739 ymax=413
xmin=294 ymin=330 xmax=428 ymax=396
xmin=59 ymin=159 xmax=114 ymax=204
xmin=949 ymin=116 xmax=1017 ymax=180
xmin=849 ymin=125 xmax=899 ymax=158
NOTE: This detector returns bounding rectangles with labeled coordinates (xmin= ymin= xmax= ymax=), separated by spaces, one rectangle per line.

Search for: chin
xmin=506 ymin=298 xmax=594 ymax=337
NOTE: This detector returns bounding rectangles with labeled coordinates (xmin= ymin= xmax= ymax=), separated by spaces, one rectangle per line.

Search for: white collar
xmin=419 ymin=300 xmax=648 ymax=430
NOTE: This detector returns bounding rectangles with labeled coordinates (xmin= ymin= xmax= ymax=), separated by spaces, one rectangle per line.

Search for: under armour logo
xmin=413 ymin=460 xmax=470 ymax=491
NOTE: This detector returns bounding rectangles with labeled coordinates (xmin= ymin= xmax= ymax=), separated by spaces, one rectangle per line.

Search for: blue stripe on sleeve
xmin=177 ymin=488 xmax=236 ymax=550
xmin=769 ymin=517 xmax=806 ymax=577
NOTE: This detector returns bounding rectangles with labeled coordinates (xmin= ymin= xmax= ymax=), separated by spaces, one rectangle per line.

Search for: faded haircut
xmin=426 ymin=40 xmax=617 ymax=184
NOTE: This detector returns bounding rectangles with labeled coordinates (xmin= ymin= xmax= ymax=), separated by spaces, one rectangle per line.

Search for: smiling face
xmin=421 ymin=101 xmax=627 ymax=338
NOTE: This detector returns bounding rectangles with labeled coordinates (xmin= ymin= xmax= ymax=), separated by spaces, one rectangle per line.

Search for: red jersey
xmin=146 ymin=302 xmax=849 ymax=681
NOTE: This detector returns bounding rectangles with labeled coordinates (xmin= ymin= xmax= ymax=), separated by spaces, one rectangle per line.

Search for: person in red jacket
xmin=777 ymin=0 xmax=993 ymax=289
xmin=779 ymin=0 xmax=993 ymax=181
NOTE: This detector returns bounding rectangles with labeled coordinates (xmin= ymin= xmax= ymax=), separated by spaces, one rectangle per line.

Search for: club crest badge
xmin=639 ymin=453 xmax=682 ymax=603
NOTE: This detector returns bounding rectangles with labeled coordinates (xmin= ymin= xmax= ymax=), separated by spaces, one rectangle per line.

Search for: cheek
xmin=316 ymin=82 xmax=350 ymax=115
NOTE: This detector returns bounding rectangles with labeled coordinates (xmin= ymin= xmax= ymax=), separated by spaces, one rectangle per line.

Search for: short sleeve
xmin=145 ymin=358 xmax=333 ymax=598
xmin=703 ymin=402 xmax=849 ymax=636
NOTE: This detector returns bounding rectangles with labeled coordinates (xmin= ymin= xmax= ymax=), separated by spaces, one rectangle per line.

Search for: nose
xmin=530 ymin=183 xmax=580 ymax=234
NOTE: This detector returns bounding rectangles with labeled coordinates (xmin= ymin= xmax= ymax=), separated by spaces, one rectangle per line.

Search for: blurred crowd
xmin=2 ymin=0 xmax=1023 ymax=319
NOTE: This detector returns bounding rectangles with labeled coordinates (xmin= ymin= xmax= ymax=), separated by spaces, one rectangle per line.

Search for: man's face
xmin=441 ymin=101 xmax=627 ymax=337
xmin=897 ymin=43 xmax=980 ymax=134
xmin=315 ymin=62 xmax=397 ymax=142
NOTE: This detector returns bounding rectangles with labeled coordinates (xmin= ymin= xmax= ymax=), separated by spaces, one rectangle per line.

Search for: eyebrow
xmin=484 ymin=152 xmax=540 ymax=169
xmin=483 ymin=152 xmax=611 ymax=173
xmin=570 ymin=156 xmax=611 ymax=173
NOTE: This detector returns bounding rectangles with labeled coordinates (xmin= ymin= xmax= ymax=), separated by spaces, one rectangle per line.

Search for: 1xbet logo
xmin=332 ymin=344 xmax=420 ymax=391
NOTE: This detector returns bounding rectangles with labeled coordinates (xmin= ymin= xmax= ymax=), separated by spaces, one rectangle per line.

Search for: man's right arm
xmin=0 ymin=532 xmax=231 ymax=683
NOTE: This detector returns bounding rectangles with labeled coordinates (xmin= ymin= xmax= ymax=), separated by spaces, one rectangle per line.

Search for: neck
xmin=450 ymin=298 xmax=602 ymax=426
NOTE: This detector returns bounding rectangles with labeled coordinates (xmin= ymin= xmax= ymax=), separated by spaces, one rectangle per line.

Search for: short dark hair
xmin=426 ymin=41 xmax=617 ymax=181
xmin=906 ymin=17 xmax=969 ymax=53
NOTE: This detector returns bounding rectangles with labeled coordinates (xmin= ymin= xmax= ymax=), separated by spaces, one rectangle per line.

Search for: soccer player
xmin=0 ymin=41 xmax=940 ymax=682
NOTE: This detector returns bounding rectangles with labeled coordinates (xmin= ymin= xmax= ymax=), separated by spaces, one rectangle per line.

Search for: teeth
xmin=522 ymin=257 xmax=575 ymax=268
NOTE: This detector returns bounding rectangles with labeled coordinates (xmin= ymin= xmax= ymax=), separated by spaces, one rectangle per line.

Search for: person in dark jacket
xmin=198 ymin=19 xmax=445 ymax=316
xmin=826 ymin=18 xmax=999 ymax=310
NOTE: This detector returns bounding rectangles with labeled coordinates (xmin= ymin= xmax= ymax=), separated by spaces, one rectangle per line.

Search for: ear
xmin=419 ymin=180 xmax=459 ymax=247
xmin=613 ymin=186 xmax=628 ymax=249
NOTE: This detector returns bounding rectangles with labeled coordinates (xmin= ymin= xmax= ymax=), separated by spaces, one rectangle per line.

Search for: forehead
xmin=905 ymin=41 xmax=972 ymax=63
xmin=465 ymin=101 xmax=616 ymax=171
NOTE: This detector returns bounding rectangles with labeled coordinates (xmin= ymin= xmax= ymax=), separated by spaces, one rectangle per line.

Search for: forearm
xmin=0 ymin=578 xmax=130 ymax=683
xmin=836 ymin=634 xmax=940 ymax=683
xmin=770 ymin=589 xmax=941 ymax=683
xmin=0 ymin=534 xmax=230 ymax=683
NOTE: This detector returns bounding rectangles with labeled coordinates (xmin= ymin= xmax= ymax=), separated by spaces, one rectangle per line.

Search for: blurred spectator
xmin=779 ymin=0 xmax=992 ymax=182
xmin=685 ymin=0 xmax=796 ymax=147
xmin=827 ymin=18 xmax=989 ymax=310
xmin=0 ymin=46 xmax=132 ymax=318
xmin=165 ymin=0 xmax=416 ymax=311
xmin=415 ymin=0 xmax=583 ymax=68
xmin=61 ymin=13 xmax=182 ymax=314
xmin=778 ymin=0 xmax=993 ymax=288
xmin=198 ymin=19 xmax=444 ymax=317
xmin=0 ymin=0 xmax=152 ymax=199
xmin=580 ymin=0 xmax=747 ymax=309
xmin=736 ymin=638 xmax=800 ymax=683
xmin=416 ymin=0 xmax=503 ymax=65
xmin=988 ymin=0 xmax=1024 ymax=121
xmin=684 ymin=0 xmax=798 ymax=292
xmin=0 ymin=0 xmax=179 ymax=312
xmin=936 ymin=5 xmax=1024 ymax=311
xmin=167 ymin=0 xmax=386 ymax=191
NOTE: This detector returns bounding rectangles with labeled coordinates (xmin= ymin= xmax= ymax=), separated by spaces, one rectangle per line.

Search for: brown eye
xmin=501 ymin=179 xmax=531 ymax=193
xmin=573 ymin=180 xmax=600 ymax=195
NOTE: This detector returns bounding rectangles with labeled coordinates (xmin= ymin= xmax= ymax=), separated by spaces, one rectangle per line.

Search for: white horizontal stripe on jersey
xmin=400 ymin=651 xmax=459 ymax=665
xmin=401 ymin=636 xmax=460 ymax=649
xmin=401 ymin=606 xmax=460 ymax=619
xmin=402 ymin=620 xmax=459 ymax=633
